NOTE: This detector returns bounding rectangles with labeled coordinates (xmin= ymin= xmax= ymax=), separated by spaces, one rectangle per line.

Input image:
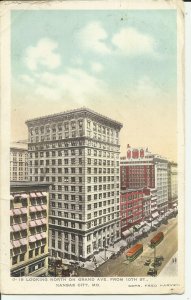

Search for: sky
xmin=11 ymin=9 xmax=177 ymax=161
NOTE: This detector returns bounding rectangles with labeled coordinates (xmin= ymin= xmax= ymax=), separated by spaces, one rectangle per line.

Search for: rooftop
xmin=25 ymin=107 xmax=123 ymax=129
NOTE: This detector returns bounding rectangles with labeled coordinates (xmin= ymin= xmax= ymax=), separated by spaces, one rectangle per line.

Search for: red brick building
xmin=120 ymin=189 xmax=144 ymax=232
xmin=120 ymin=145 xmax=169 ymax=214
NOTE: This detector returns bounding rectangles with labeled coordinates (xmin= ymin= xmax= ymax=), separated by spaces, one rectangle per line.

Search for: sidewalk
xmin=159 ymin=252 xmax=178 ymax=277
xmin=79 ymin=239 xmax=127 ymax=271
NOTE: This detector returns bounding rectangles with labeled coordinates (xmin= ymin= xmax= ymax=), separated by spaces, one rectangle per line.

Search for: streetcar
xmin=150 ymin=231 xmax=164 ymax=248
xmin=125 ymin=243 xmax=143 ymax=262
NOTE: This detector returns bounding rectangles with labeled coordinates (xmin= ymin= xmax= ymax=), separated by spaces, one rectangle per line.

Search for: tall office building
xmin=10 ymin=143 xmax=28 ymax=181
xmin=26 ymin=108 xmax=123 ymax=261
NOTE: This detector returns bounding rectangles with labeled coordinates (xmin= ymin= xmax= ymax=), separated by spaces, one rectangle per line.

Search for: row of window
xmin=30 ymin=149 xmax=118 ymax=158
xmin=51 ymin=214 xmax=120 ymax=229
xmin=30 ymin=120 xmax=118 ymax=136
xmin=51 ymin=198 xmax=119 ymax=209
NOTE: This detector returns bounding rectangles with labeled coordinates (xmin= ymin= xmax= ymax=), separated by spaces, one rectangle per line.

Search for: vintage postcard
xmin=0 ymin=0 xmax=184 ymax=295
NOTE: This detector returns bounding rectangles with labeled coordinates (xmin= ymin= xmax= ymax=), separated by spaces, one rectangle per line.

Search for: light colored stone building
xmin=168 ymin=161 xmax=178 ymax=209
xmin=25 ymin=108 xmax=123 ymax=261
xmin=10 ymin=143 xmax=28 ymax=181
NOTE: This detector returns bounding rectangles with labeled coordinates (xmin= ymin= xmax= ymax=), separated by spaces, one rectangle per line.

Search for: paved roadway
xmin=78 ymin=217 xmax=178 ymax=277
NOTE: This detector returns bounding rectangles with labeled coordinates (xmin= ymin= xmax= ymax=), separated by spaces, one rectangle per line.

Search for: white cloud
xmin=91 ymin=62 xmax=104 ymax=73
xmin=112 ymin=27 xmax=156 ymax=56
xmin=24 ymin=38 xmax=61 ymax=71
xmin=78 ymin=22 xmax=111 ymax=54
xmin=29 ymin=67 xmax=107 ymax=104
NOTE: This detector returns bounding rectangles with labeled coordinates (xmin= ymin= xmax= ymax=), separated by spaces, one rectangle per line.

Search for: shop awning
xmin=10 ymin=210 xmax=13 ymax=216
xmin=29 ymin=206 xmax=36 ymax=212
xmin=12 ymin=224 xmax=21 ymax=232
xmin=41 ymin=205 xmax=47 ymax=210
xmin=29 ymin=220 xmax=36 ymax=227
xmin=122 ymin=229 xmax=133 ymax=238
xmin=134 ymin=224 xmax=141 ymax=231
xmin=20 ymin=223 xmax=27 ymax=230
xmin=20 ymin=238 xmax=27 ymax=245
xmin=42 ymin=192 xmax=47 ymax=196
xmin=20 ymin=207 xmax=27 ymax=214
xmin=36 ymin=192 xmax=42 ymax=197
xmin=152 ymin=220 xmax=159 ymax=226
xmin=10 ymin=195 xmax=14 ymax=200
xmin=35 ymin=219 xmax=42 ymax=226
xmin=13 ymin=209 xmax=21 ymax=216
xmin=29 ymin=235 xmax=36 ymax=243
xmin=21 ymin=193 xmax=28 ymax=199
xmin=140 ymin=221 xmax=146 ymax=228
xmin=30 ymin=193 xmax=36 ymax=198
xmin=134 ymin=232 xmax=142 ymax=238
xmin=10 ymin=242 xmax=13 ymax=249
xmin=12 ymin=240 xmax=21 ymax=248
xmin=152 ymin=212 xmax=159 ymax=219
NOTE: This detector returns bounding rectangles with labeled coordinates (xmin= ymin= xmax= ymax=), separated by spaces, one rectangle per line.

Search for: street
xmin=77 ymin=217 xmax=178 ymax=277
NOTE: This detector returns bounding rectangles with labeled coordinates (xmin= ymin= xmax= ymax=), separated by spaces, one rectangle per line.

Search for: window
xmin=87 ymin=245 xmax=91 ymax=254
xmin=71 ymin=244 xmax=75 ymax=253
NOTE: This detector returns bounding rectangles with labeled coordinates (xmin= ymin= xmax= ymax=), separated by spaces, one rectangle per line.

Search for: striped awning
xmin=29 ymin=220 xmax=36 ymax=227
xmin=29 ymin=235 xmax=36 ymax=243
xmin=30 ymin=193 xmax=36 ymax=198
xmin=12 ymin=240 xmax=21 ymax=248
xmin=36 ymin=205 xmax=42 ymax=212
xmin=122 ymin=229 xmax=132 ymax=238
xmin=20 ymin=223 xmax=27 ymax=230
xmin=42 ymin=192 xmax=47 ymax=196
xmin=13 ymin=208 xmax=21 ymax=215
xmin=21 ymin=193 xmax=28 ymax=199
xmin=41 ymin=205 xmax=47 ymax=210
xmin=41 ymin=218 xmax=47 ymax=224
xmin=152 ymin=212 xmax=159 ymax=219
xmin=12 ymin=224 xmax=21 ymax=232
xmin=41 ymin=232 xmax=46 ymax=239
xmin=36 ymin=192 xmax=42 ymax=197
xmin=36 ymin=233 xmax=42 ymax=240
xmin=35 ymin=219 xmax=42 ymax=226
xmin=20 ymin=207 xmax=27 ymax=214
xmin=20 ymin=238 xmax=27 ymax=245
xmin=29 ymin=206 xmax=36 ymax=213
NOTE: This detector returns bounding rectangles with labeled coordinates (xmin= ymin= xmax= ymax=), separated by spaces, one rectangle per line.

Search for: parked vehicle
xmin=144 ymin=259 xmax=151 ymax=266
xmin=147 ymin=267 xmax=157 ymax=277
xmin=155 ymin=255 xmax=164 ymax=262
xmin=151 ymin=260 xmax=162 ymax=268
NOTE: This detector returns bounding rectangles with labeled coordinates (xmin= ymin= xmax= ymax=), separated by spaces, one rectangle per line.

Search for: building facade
xmin=120 ymin=145 xmax=169 ymax=214
xmin=26 ymin=108 xmax=123 ymax=261
xmin=168 ymin=161 xmax=178 ymax=209
xmin=10 ymin=182 xmax=49 ymax=277
xmin=120 ymin=188 xmax=151 ymax=234
xmin=10 ymin=144 xmax=28 ymax=181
